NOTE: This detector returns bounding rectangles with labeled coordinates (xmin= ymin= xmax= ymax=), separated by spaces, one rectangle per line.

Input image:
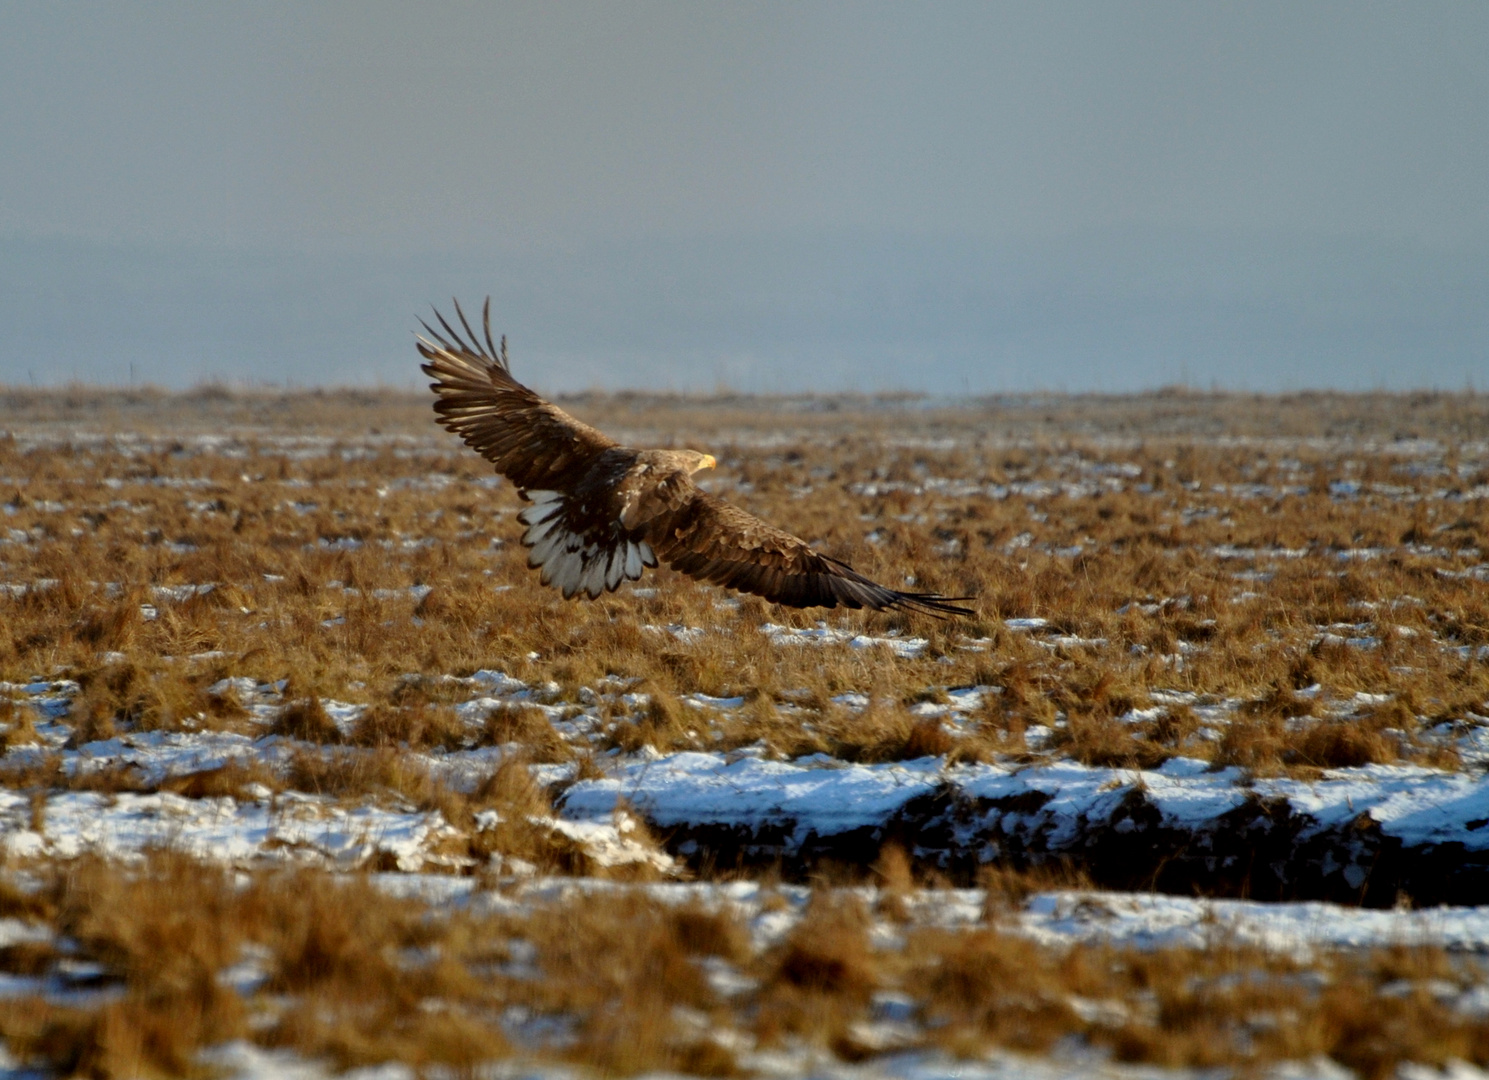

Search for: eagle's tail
xmin=519 ymin=490 xmax=657 ymax=599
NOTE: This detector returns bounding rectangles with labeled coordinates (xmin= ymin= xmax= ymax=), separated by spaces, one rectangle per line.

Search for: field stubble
xmin=0 ymin=387 xmax=1487 ymax=1075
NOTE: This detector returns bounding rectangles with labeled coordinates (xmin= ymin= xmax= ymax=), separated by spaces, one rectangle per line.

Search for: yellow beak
xmin=700 ymin=454 xmax=717 ymax=470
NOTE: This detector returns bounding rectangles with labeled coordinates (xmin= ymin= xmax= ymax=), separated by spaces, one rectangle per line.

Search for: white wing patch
xmin=517 ymin=492 xmax=654 ymax=598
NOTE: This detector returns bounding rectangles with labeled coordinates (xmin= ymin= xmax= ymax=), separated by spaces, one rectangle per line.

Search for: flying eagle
xmin=417 ymin=300 xmax=972 ymax=617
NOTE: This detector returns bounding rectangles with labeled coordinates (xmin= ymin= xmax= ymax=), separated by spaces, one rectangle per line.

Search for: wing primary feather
xmin=417 ymin=317 xmax=456 ymax=353
xmin=435 ymin=307 xmax=467 ymax=350
xmin=454 ymin=298 xmax=483 ymax=356
xmin=482 ymin=298 xmax=501 ymax=363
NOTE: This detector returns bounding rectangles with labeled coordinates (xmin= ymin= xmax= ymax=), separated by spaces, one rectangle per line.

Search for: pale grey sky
xmin=1 ymin=2 xmax=1485 ymax=391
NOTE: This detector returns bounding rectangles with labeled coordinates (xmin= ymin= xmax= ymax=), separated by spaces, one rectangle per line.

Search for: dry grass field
xmin=0 ymin=385 xmax=1488 ymax=1077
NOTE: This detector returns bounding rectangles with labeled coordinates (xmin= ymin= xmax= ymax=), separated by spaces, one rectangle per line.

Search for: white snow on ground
xmin=15 ymin=859 xmax=1489 ymax=1072
xmin=4 ymin=432 xmax=1489 ymax=1075
xmin=364 ymin=874 xmax=1489 ymax=960
xmin=761 ymin=622 xmax=929 ymax=658
xmin=195 ymin=1038 xmax=1389 ymax=1080
xmin=646 ymin=622 xmax=708 ymax=645
xmin=683 ymin=691 xmax=748 ymax=710
xmin=0 ymin=780 xmax=667 ymax=875
xmin=960 ymin=756 xmax=1489 ymax=852
xmin=7 ymin=666 xmax=1489 ymax=876
xmin=0 ymin=672 xmax=668 ymax=872
xmin=184 ymin=876 xmax=1489 ymax=1080
xmin=60 ymin=729 xmax=280 ymax=782
xmin=541 ymin=809 xmax=675 ymax=873
xmin=559 ymin=750 xmax=1489 ymax=855
xmin=0 ymin=644 xmax=1488 ymax=1074
xmin=1014 ymin=890 xmax=1489 ymax=955
xmin=1003 ymin=617 xmax=1049 ymax=631
xmin=0 ymin=679 xmax=77 ymax=721
xmin=562 ymin=750 xmax=944 ymax=840
xmin=0 ymin=788 xmax=460 ymax=870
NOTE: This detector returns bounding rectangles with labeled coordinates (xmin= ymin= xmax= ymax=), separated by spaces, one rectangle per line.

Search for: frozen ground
xmin=5 ymin=668 xmax=1489 ymax=901
xmin=355 ymin=873 xmax=1489 ymax=958
xmin=184 ymin=1041 xmax=1469 ymax=1080
xmin=2 ymin=401 xmax=1488 ymax=1075
xmin=7 ymin=658 xmax=1489 ymax=1074
xmin=8 ymin=866 xmax=1489 ymax=1079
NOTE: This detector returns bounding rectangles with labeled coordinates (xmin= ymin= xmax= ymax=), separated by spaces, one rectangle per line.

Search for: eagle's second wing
xmin=646 ymin=491 xmax=973 ymax=617
xmin=417 ymin=300 xmax=617 ymax=492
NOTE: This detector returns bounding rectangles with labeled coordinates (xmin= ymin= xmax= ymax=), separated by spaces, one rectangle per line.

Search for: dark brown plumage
xmin=417 ymin=300 xmax=973 ymax=617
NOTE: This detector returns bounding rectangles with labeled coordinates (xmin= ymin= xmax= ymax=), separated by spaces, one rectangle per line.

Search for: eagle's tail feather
xmin=519 ymin=491 xmax=650 ymax=598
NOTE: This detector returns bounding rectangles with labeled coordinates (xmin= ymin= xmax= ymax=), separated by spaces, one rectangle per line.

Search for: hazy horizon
xmin=2 ymin=3 xmax=1485 ymax=393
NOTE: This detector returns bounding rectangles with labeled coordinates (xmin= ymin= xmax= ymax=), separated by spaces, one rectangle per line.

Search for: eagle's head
xmin=677 ymin=450 xmax=716 ymax=474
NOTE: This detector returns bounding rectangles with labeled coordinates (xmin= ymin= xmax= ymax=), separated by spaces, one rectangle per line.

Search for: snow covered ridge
xmin=5 ymin=665 xmax=1489 ymax=901
xmin=0 ymin=675 xmax=675 ymax=875
xmin=561 ymin=752 xmax=1489 ymax=906
xmin=0 ymin=776 xmax=669 ymax=876
xmin=0 ymin=787 xmax=463 ymax=871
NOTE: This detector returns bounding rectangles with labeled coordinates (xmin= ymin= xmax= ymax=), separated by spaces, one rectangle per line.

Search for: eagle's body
xmin=417 ymin=301 xmax=972 ymax=617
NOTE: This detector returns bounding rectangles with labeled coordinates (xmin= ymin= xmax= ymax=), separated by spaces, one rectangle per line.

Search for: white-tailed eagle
xmin=417 ymin=300 xmax=972 ymax=617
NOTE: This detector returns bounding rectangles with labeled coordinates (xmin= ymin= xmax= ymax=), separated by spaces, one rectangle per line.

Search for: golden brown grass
xmin=905 ymin=927 xmax=1489 ymax=1076
xmin=1 ymin=391 xmax=1486 ymax=777
xmin=3 ymin=854 xmax=1487 ymax=1077
xmin=2 ymin=390 xmax=1489 ymax=1072
xmin=0 ymin=393 xmax=1485 ymax=861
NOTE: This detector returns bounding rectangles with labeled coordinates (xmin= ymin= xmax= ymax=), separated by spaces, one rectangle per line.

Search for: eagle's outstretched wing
xmin=646 ymin=491 xmax=974 ymax=617
xmin=416 ymin=299 xmax=617 ymax=492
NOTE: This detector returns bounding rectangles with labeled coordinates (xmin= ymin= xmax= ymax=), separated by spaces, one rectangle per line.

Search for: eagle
xmin=417 ymin=300 xmax=972 ymax=617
